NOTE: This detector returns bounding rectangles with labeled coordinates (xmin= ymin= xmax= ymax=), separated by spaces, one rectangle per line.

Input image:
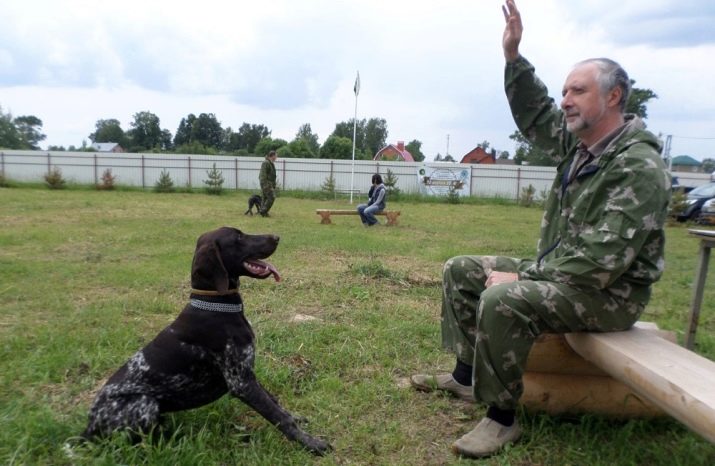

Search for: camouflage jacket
xmin=259 ymin=158 xmax=276 ymax=190
xmin=505 ymin=56 xmax=670 ymax=304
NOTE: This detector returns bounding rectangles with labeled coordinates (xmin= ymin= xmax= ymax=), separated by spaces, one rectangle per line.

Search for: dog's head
xmin=191 ymin=227 xmax=280 ymax=293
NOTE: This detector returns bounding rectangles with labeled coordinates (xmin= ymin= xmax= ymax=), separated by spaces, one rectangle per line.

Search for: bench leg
xmin=384 ymin=212 xmax=399 ymax=226
xmin=317 ymin=212 xmax=332 ymax=224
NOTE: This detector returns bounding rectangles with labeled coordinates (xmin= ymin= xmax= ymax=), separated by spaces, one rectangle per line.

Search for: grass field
xmin=1 ymin=186 xmax=714 ymax=465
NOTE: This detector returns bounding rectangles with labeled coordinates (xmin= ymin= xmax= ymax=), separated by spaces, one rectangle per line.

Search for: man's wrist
xmin=505 ymin=52 xmax=521 ymax=63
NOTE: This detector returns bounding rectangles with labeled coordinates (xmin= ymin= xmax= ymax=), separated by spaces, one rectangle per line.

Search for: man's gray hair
xmin=575 ymin=58 xmax=631 ymax=113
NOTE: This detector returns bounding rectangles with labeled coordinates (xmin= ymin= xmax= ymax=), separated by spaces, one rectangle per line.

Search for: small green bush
xmin=96 ymin=168 xmax=117 ymax=190
xmin=384 ymin=169 xmax=401 ymax=201
xmin=669 ymin=189 xmax=688 ymax=220
xmin=446 ymin=185 xmax=461 ymax=204
xmin=520 ymin=184 xmax=536 ymax=207
xmin=154 ymin=169 xmax=175 ymax=193
xmin=203 ymin=163 xmax=224 ymax=195
xmin=320 ymin=174 xmax=336 ymax=199
xmin=44 ymin=166 xmax=66 ymax=189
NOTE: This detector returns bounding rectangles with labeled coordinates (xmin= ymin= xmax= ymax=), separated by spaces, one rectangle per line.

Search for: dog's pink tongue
xmin=266 ymin=262 xmax=281 ymax=282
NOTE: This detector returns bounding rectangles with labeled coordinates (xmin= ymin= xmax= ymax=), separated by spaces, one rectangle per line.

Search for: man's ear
xmin=607 ymin=86 xmax=623 ymax=109
xmin=191 ymin=240 xmax=229 ymax=293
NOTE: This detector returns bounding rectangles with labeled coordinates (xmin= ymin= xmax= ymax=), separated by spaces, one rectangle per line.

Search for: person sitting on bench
xmin=357 ymin=174 xmax=387 ymax=227
xmin=411 ymin=0 xmax=670 ymax=459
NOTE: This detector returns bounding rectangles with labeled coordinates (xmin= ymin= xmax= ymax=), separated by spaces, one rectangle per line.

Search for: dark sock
xmin=486 ymin=406 xmax=515 ymax=427
xmin=451 ymin=359 xmax=472 ymax=386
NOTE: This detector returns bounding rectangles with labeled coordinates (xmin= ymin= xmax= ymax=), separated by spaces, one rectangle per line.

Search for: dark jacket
xmin=367 ymin=183 xmax=387 ymax=210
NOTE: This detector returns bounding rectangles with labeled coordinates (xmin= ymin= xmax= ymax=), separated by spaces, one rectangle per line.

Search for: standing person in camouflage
xmin=411 ymin=0 xmax=670 ymax=459
xmin=259 ymin=150 xmax=277 ymax=217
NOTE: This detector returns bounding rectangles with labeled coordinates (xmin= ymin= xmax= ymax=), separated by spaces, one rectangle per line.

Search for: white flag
xmin=353 ymin=71 xmax=360 ymax=96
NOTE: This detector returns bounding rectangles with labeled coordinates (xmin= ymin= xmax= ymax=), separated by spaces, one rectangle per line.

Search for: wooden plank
xmin=526 ymin=323 xmax=676 ymax=376
xmin=565 ymin=327 xmax=715 ymax=443
xmin=521 ymin=372 xmax=664 ymax=418
xmin=315 ymin=209 xmax=398 ymax=215
xmin=315 ymin=209 xmax=401 ymax=226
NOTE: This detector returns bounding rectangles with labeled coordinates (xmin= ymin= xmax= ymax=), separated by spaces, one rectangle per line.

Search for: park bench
xmin=522 ymin=321 xmax=715 ymax=443
xmin=316 ymin=209 xmax=401 ymax=226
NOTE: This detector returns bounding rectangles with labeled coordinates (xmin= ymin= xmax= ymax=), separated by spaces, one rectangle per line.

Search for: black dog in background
xmin=81 ymin=227 xmax=331 ymax=455
xmin=245 ymin=194 xmax=262 ymax=215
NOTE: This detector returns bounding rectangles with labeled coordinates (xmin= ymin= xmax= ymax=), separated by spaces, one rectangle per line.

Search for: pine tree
xmin=203 ymin=163 xmax=224 ymax=195
xmin=154 ymin=169 xmax=175 ymax=193
xmin=383 ymin=169 xmax=400 ymax=200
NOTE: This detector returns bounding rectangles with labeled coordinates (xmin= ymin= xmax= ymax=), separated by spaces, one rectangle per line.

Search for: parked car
xmin=700 ymin=198 xmax=715 ymax=225
xmin=676 ymin=182 xmax=715 ymax=222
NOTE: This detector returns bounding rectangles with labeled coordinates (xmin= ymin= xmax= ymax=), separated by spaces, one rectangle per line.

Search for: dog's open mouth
xmin=244 ymin=259 xmax=281 ymax=281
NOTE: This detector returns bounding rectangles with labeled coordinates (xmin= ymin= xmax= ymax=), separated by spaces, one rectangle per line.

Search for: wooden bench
xmin=566 ymin=324 xmax=715 ymax=443
xmin=316 ymin=209 xmax=401 ymax=226
xmin=522 ymin=321 xmax=715 ymax=443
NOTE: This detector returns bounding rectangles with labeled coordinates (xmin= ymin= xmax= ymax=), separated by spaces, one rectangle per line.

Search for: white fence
xmin=0 ymin=150 xmax=707 ymax=200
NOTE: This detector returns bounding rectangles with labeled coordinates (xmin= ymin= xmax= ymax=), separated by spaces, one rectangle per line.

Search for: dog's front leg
xmin=223 ymin=348 xmax=332 ymax=455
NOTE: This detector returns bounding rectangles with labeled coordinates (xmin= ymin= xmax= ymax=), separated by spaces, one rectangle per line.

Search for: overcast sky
xmin=1 ymin=0 xmax=713 ymax=161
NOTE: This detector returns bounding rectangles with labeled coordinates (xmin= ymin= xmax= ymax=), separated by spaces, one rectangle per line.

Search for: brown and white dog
xmin=81 ymin=227 xmax=331 ymax=455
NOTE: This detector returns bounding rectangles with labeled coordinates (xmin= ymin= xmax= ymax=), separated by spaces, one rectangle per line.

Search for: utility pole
xmin=446 ymin=134 xmax=450 ymax=158
xmin=664 ymin=134 xmax=672 ymax=170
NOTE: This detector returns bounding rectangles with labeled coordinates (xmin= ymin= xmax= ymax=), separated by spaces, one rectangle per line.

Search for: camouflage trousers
xmin=441 ymin=255 xmax=644 ymax=410
xmin=260 ymin=187 xmax=275 ymax=215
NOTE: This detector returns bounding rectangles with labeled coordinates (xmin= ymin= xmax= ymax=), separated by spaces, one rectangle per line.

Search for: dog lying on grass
xmin=244 ymin=194 xmax=262 ymax=215
xmin=81 ymin=226 xmax=331 ymax=455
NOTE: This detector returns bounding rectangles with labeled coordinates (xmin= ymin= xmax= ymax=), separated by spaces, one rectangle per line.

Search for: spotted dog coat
xmin=82 ymin=227 xmax=331 ymax=455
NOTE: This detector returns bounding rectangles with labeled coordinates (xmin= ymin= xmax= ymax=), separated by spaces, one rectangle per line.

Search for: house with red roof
xmin=460 ymin=146 xmax=515 ymax=165
xmin=374 ymin=141 xmax=414 ymax=162
xmin=460 ymin=146 xmax=495 ymax=164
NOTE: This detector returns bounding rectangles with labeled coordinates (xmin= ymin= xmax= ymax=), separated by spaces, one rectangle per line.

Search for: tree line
xmin=0 ymin=105 xmax=426 ymax=162
xmin=1 ymin=80 xmax=663 ymax=166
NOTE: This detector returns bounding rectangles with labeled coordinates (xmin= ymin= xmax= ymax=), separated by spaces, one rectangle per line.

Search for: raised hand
xmin=502 ymin=0 xmax=523 ymax=62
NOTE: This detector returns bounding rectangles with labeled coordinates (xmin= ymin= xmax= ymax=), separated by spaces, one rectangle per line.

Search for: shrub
xmin=96 ymin=168 xmax=117 ymax=190
xmin=203 ymin=163 xmax=224 ymax=195
xmin=384 ymin=169 xmax=400 ymax=201
xmin=669 ymin=189 xmax=689 ymax=219
xmin=520 ymin=184 xmax=536 ymax=207
xmin=154 ymin=169 xmax=175 ymax=193
xmin=320 ymin=174 xmax=336 ymax=199
xmin=445 ymin=185 xmax=461 ymax=204
xmin=44 ymin=166 xmax=66 ymax=189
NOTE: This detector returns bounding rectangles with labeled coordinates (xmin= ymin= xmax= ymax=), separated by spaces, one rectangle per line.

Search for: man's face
xmin=560 ymin=63 xmax=607 ymax=136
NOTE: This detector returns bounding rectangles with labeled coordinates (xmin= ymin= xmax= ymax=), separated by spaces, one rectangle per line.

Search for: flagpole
xmin=350 ymin=71 xmax=360 ymax=204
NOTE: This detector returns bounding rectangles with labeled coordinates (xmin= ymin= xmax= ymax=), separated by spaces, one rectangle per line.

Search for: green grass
xmin=0 ymin=186 xmax=714 ymax=465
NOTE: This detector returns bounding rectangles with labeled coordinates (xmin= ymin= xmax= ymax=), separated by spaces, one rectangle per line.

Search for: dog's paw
xmin=301 ymin=434 xmax=332 ymax=456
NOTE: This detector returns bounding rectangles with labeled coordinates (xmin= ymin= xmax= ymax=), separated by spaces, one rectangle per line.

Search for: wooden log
xmin=565 ymin=326 xmax=715 ymax=443
xmin=526 ymin=334 xmax=608 ymax=376
xmin=521 ymin=372 xmax=665 ymax=418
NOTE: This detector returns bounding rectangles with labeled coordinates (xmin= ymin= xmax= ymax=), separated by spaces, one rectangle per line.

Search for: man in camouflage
xmin=411 ymin=0 xmax=670 ymax=458
xmin=259 ymin=150 xmax=277 ymax=217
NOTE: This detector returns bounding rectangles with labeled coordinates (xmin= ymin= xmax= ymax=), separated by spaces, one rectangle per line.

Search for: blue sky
xmin=1 ymin=0 xmax=713 ymax=160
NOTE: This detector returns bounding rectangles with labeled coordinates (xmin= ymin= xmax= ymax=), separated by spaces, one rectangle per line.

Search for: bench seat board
xmin=315 ymin=209 xmax=400 ymax=225
xmin=565 ymin=327 xmax=715 ymax=443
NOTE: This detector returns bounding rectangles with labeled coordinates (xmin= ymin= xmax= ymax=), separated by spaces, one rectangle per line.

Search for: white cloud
xmin=1 ymin=0 xmax=713 ymax=160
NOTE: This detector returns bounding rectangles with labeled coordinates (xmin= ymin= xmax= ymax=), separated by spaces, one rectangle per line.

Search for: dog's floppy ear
xmin=191 ymin=240 xmax=229 ymax=293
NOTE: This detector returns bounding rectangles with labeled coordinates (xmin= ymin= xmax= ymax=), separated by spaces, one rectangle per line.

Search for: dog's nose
xmin=272 ymin=235 xmax=280 ymax=243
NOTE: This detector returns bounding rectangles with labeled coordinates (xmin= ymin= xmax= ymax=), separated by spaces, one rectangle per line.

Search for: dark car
xmin=677 ymin=182 xmax=715 ymax=222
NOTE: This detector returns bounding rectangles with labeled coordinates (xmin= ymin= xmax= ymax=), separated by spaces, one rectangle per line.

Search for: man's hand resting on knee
xmin=485 ymin=271 xmax=519 ymax=288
